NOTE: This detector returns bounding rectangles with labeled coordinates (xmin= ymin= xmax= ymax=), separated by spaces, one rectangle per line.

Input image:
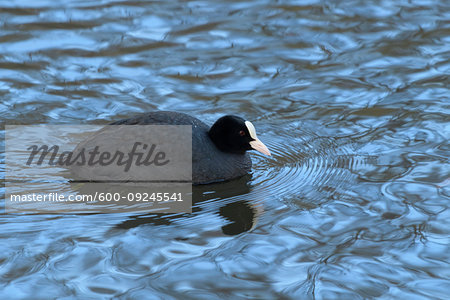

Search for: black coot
xmin=111 ymin=111 xmax=270 ymax=184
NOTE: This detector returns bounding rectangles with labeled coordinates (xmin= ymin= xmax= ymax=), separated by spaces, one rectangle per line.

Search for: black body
xmin=111 ymin=111 xmax=252 ymax=184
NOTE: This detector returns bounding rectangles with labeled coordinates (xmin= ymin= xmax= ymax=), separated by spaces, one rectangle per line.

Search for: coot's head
xmin=208 ymin=115 xmax=271 ymax=156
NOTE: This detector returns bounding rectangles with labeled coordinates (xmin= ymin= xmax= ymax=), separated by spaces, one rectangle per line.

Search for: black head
xmin=208 ymin=115 xmax=271 ymax=156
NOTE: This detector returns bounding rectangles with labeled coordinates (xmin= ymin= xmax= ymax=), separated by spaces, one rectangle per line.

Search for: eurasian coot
xmin=111 ymin=111 xmax=270 ymax=184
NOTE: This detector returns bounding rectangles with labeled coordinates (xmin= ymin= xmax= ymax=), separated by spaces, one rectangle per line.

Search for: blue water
xmin=1 ymin=0 xmax=449 ymax=298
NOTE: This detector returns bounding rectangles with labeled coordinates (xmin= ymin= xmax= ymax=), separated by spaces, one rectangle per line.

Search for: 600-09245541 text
xmin=9 ymin=192 xmax=185 ymax=202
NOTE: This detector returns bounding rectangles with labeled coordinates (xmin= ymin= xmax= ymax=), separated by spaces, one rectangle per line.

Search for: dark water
xmin=1 ymin=0 xmax=449 ymax=299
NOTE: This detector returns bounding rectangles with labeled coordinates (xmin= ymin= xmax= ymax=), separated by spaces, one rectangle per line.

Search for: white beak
xmin=250 ymin=139 xmax=271 ymax=156
xmin=245 ymin=120 xmax=271 ymax=156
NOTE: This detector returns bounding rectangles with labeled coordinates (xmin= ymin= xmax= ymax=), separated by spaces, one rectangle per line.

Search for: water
xmin=1 ymin=0 xmax=449 ymax=298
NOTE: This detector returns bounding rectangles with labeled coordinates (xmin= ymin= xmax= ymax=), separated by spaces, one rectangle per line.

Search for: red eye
xmin=239 ymin=130 xmax=245 ymax=136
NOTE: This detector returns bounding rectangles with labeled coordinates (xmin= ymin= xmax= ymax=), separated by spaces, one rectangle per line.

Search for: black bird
xmin=110 ymin=111 xmax=270 ymax=184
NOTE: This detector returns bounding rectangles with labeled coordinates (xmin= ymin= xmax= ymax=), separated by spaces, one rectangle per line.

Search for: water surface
xmin=1 ymin=0 xmax=449 ymax=299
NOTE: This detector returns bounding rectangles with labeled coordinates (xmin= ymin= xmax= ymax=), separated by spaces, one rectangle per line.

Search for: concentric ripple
xmin=250 ymin=126 xmax=376 ymax=207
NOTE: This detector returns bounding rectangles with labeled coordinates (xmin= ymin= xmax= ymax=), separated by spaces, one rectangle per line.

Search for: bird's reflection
xmin=112 ymin=175 xmax=262 ymax=235
xmin=219 ymin=200 xmax=260 ymax=235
